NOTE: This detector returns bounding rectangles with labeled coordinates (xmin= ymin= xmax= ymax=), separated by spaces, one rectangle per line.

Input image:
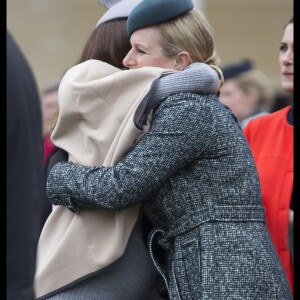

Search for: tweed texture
xmin=38 ymin=62 xmax=219 ymax=298
xmin=134 ymin=63 xmax=219 ymax=130
xmin=48 ymin=93 xmax=292 ymax=299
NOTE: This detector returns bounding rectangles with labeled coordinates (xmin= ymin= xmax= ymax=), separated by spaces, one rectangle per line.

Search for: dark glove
xmin=47 ymin=160 xmax=90 ymax=215
xmin=47 ymin=148 xmax=68 ymax=179
xmin=46 ymin=148 xmax=80 ymax=214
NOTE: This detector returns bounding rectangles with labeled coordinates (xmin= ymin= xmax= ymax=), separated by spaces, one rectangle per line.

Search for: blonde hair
xmin=235 ymin=69 xmax=275 ymax=109
xmin=157 ymin=9 xmax=223 ymax=83
xmin=158 ymin=10 xmax=220 ymax=65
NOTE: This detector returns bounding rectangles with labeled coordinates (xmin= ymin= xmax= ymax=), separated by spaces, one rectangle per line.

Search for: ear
xmin=174 ymin=51 xmax=190 ymax=70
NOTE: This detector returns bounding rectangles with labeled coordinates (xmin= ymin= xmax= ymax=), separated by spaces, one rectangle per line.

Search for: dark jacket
xmin=7 ymin=31 xmax=44 ymax=300
xmin=48 ymin=92 xmax=292 ymax=299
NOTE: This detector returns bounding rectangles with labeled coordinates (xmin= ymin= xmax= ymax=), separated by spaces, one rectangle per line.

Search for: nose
xmin=123 ymin=49 xmax=135 ymax=69
xmin=282 ymin=48 xmax=293 ymax=66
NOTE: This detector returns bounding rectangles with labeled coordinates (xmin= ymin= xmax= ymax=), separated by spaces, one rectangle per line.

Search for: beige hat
xmin=96 ymin=0 xmax=143 ymax=27
xmin=102 ymin=0 xmax=121 ymax=9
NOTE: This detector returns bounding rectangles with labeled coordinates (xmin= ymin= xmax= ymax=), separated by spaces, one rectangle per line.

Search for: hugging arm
xmin=133 ymin=63 xmax=221 ymax=130
xmin=153 ymin=63 xmax=220 ymax=101
xmin=47 ymin=94 xmax=217 ymax=212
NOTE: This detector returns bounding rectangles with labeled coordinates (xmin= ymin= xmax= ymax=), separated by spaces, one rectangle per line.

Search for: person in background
xmin=7 ymin=30 xmax=45 ymax=300
xmin=35 ymin=1 xmax=163 ymax=299
xmin=219 ymin=59 xmax=275 ymax=129
xmin=46 ymin=0 xmax=292 ymax=299
xmin=271 ymin=90 xmax=292 ymax=112
xmin=243 ymin=17 xmax=294 ymax=294
xmin=39 ymin=81 xmax=62 ymax=226
xmin=34 ymin=0 xmax=220 ymax=299
xmin=42 ymin=81 xmax=60 ymax=166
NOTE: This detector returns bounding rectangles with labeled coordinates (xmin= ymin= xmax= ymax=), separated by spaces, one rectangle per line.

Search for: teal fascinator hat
xmin=127 ymin=0 xmax=194 ymax=35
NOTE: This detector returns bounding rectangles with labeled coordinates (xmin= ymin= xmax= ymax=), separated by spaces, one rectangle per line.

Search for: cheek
xmin=137 ymin=57 xmax=162 ymax=68
xmin=282 ymin=79 xmax=293 ymax=92
xmin=278 ymin=54 xmax=287 ymax=68
xmin=140 ymin=54 xmax=174 ymax=69
xmin=221 ymin=91 xmax=243 ymax=107
xmin=155 ymin=57 xmax=175 ymax=69
xmin=222 ymin=97 xmax=237 ymax=107
xmin=219 ymin=95 xmax=233 ymax=107
xmin=278 ymin=57 xmax=283 ymax=67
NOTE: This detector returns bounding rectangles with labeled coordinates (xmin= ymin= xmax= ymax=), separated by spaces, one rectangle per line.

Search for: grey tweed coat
xmin=48 ymin=92 xmax=292 ymax=299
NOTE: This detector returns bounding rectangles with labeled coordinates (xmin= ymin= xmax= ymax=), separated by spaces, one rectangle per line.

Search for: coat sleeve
xmin=47 ymin=94 xmax=219 ymax=211
xmin=154 ymin=63 xmax=219 ymax=98
xmin=133 ymin=63 xmax=219 ymax=130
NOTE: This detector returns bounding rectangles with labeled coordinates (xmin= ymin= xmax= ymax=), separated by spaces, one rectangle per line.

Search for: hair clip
xmin=210 ymin=65 xmax=224 ymax=86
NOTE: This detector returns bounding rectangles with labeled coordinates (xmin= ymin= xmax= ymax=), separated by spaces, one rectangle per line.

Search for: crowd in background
xmin=7 ymin=1 xmax=293 ymax=299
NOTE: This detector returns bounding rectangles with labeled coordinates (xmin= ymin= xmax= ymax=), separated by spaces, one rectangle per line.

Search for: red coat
xmin=243 ymin=105 xmax=293 ymax=291
xmin=43 ymin=133 xmax=56 ymax=166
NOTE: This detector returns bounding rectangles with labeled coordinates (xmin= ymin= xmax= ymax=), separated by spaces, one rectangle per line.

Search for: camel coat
xmin=34 ymin=60 xmax=172 ymax=299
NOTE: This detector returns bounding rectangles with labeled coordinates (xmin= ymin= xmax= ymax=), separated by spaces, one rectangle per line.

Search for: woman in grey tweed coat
xmin=47 ymin=0 xmax=292 ymax=299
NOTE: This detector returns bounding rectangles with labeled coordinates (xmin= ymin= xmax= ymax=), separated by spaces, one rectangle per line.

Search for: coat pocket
xmin=174 ymin=238 xmax=201 ymax=300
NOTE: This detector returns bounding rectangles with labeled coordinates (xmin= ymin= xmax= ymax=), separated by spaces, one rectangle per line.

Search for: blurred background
xmin=7 ymin=0 xmax=293 ymax=96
